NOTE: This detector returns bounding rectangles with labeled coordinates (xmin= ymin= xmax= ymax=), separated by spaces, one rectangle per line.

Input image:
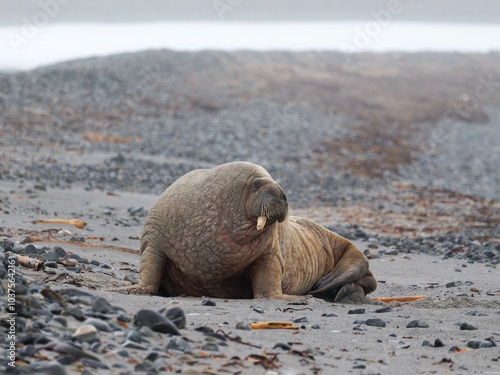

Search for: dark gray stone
xmin=201 ymin=343 xmax=219 ymax=351
xmin=24 ymin=244 xmax=39 ymax=254
xmin=52 ymin=246 xmax=68 ymax=259
xmin=126 ymin=330 xmax=150 ymax=344
xmin=42 ymin=252 xmax=59 ymax=262
xmin=48 ymin=302 xmax=62 ymax=315
xmin=460 ymin=322 xmax=478 ymax=331
xmin=122 ymin=340 xmax=148 ymax=350
xmin=133 ymin=309 xmax=180 ymax=335
xmin=92 ymin=296 xmax=112 ymax=313
xmin=65 ymin=307 xmax=85 ymax=321
xmin=83 ymin=318 xmax=112 ymax=332
xmin=292 ymin=316 xmax=309 ymax=323
xmin=365 ymin=318 xmax=386 ymax=327
xmin=406 ymin=319 xmax=429 ymax=328
xmin=348 ymin=309 xmax=366 ymax=315
xmin=235 ymin=321 xmax=251 ymax=330
xmin=166 ymin=336 xmax=192 ymax=353
xmin=446 ymin=281 xmax=463 ymax=288
xmin=467 ymin=339 xmax=496 ymax=349
xmin=165 ymin=307 xmax=186 ymax=329
xmin=80 ymin=358 xmax=109 ymax=369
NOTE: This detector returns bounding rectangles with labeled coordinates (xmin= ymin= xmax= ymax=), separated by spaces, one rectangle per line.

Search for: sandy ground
xmin=2 ymin=181 xmax=499 ymax=374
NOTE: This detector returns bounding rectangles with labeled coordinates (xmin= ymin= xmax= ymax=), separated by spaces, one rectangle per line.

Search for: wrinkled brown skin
xmin=124 ymin=162 xmax=377 ymax=301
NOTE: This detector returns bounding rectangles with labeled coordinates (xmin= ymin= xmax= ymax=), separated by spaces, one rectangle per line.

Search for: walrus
xmin=124 ymin=161 xmax=376 ymax=301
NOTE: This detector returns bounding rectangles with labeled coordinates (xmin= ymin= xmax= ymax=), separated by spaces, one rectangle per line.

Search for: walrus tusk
xmin=256 ymin=216 xmax=267 ymax=230
xmin=32 ymin=218 xmax=87 ymax=229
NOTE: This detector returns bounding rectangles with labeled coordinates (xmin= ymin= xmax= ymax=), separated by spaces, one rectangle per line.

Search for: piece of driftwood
xmin=25 ymin=236 xmax=140 ymax=255
xmin=17 ymin=255 xmax=45 ymax=271
xmin=250 ymin=321 xmax=300 ymax=330
xmin=32 ymin=218 xmax=87 ymax=229
xmin=372 ymin=295 xmax=428 ymax=303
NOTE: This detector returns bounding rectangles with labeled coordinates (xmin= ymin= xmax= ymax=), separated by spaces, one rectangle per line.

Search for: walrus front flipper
xmin=250 ymin=252 xmax=303 ymax=299
xmin=120 ymin=245 xmax=166 ymax=295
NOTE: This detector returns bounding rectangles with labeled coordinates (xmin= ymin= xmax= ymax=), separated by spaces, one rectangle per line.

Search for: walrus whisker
xmin=261 ymin=200 xmax=281 ymax=221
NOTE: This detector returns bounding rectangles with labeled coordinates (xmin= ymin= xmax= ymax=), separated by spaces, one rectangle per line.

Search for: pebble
xmin=166 ymin=337 xmax=192 ymax=353
xmin=42 ymin=252 xmax=59 ymax=262
xmin=235 ymin=321 xmax=252 ymax=330
xmin=143 ymin=352 xmax=160 ymax=362
xmin=446 ymin=281 xmax=463 ymax=288
xmin=348 ymin=308 xmax=366 ymax=315
xmin=80 ymin=358 xmax=109 ymax=370
xmin=58 ymin=354 xmax=77 ymax=365
xmin=375 ymin=307 xmax=392 ymax=313
xmin=204 ymin=332 xmax=227 ymax=342
xmin=90 ymin=267 xmax=115 ymax=277
xmin=467 ymin=338 xmax=497 ymax=349
xmin=48 ymin=302 xmax=62 ymax=315
xmin=24 ymin=244 xmax=39 ymax=254
xmin=53 ymin=316 xmax=68 ymax=327
xmin=83 ymin=318 xmax=112 ymax=332
xmin=465 ymin=310 xmax=487 ymax=316
xmin=52 ymin=246 xmax=68 ymax=259
xmin=252 ymin=306 xmax=265 ymax=314
xmin=53 ymin=342 xmax=100 ymax=361
xmin=117 ymin=313 xmax=132 ymax=323
xmin=165 ymin=307 xmax=186 ymax=329
xmin=201 ymin=343 xmax=219 ymax=351
xmin=194 ymin=326 xmax=214 ymax=333
xmin=321 ymin=313 xmax=338 ymax=317
xmin=201 ymin=299 xmax=216 ymax=306
xmin=273 ymin=342 xmax=292 ymax=350
xmin=133 ymin=309 xmax=180 ymax=335
xmin=422 ymin=338 xmax=444 ymax=347
xmin=365 ymin=318 xmax=386 ymax=327
xmin=126 ymin=330 xmax=150 ymax=344
xmin=114 ymin=349 xmax=129 ymax=357
xmin=73 ymin=325 xmax=100 ymax=343
xmin=292 ymin=316 xmax=309 ymax=323
xmin=122 ymin=340 xmax=148 ymax=350
xmin=65 ymin=306 xmax=86 ymax=321
xmin=92 ymin=297 xmax=113 ymax=313
xmin=406 ymin=320 xmax=429 ymax=328
xmin=459 ymin=322 xmax=478 ymax=331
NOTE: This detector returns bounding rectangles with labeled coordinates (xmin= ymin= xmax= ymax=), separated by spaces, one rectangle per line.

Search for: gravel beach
xmin=1 ymin=50 xmax=499 ymax=374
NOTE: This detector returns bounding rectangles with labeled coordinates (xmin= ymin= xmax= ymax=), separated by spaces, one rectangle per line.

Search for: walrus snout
xmin=257 ymin=184 xmax=289 ymax=228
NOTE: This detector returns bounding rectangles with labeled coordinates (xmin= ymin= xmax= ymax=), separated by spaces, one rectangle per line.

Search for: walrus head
xmin=245 ymin=174 xmax=289 ymax=231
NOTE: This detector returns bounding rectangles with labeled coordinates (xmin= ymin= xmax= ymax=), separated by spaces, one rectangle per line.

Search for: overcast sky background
xmin=2 ymin=0 xmax=500 ymax=24
xmin=1 ymin=0 xmax=499 ymax=71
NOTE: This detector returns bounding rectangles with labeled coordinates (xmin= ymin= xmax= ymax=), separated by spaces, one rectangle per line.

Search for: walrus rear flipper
xmin=309 ymin=264 xmax=364 ymax=295
xmin=309 ymin=244 xmax=376 ymax=300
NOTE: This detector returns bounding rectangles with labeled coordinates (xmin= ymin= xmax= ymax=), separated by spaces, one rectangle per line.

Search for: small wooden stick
xmin=250 ymin=321 xmax=300 ymax=330
xmin=25 ymin=236 xmax=140 ymax=255
xmin=372 ymin=295 xmax=428 ymax=303
xmin=17 ymin=255 xmax=45 ymax=271
xmin=32 ymin=218 xmax=87 ymax=229
xmin=216 ymin=330 xmax=262 ymax=348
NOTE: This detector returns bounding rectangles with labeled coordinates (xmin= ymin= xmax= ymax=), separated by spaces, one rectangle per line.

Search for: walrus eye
xmin=252 ymin=180 xmax=261 ymax=189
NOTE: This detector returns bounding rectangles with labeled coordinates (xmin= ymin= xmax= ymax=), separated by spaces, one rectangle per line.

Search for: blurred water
xmin=1 ymin=21 xmax=500 ymax=71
